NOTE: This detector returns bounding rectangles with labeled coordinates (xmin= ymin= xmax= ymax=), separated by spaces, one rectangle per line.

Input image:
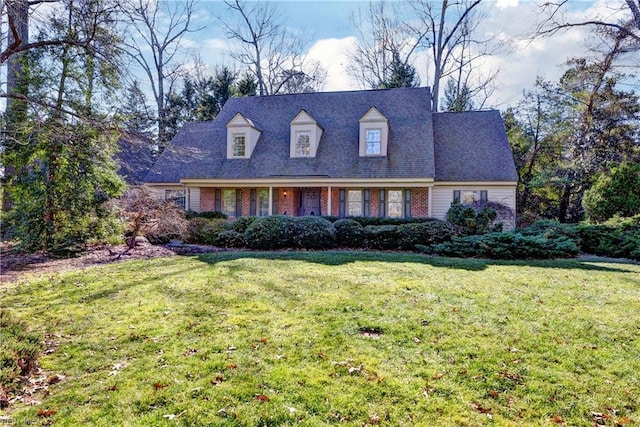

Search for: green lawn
xmin=2 ymin=252 xmax=640 ymax=426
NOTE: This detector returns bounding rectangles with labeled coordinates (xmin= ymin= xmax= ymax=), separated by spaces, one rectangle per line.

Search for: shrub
xmin=245 ymin=215 xmax=296 ymax=250
xmin=364 ymin=225 xmax=402 ymax=250
xmin=519 ymin=220 xmax=579 ymax=241
xmin=333 ymin=219 xmax=365 ymax=248
xmin=183 ymin=218 xmax=229 ymax=245
xmin=293 ymin=216 xmax=336 ymax=249
xmin=185 ymin=210 xmax=227 ymax=220
xmin=1 ymin=310 xmax=43 ymax=402
xmin=583 ymin=162 xmax=640 ymax=222
xmin=397 ymin=220 xmax=458 ymax=250
xmin=231 ymin=216 xmax=258 ymax=233
xmin=446 ymin=200 xmax=498 ymax=235
xmin=215 ymin=230 xmax=246 ymax=248
xmin=575 ymin=224 xmax=640 ymax=260
xmin=422 ymin=232 xmax=579 ymax=260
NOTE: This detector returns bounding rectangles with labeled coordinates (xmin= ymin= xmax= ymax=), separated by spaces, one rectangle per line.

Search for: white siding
xmin=188 ymin=187 xmax=201 ymax=212
xmin=431 ymin=184 xmax=516 ymax=229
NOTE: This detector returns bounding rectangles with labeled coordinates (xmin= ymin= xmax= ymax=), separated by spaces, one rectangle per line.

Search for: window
xmin=296 ymin=131 xmax=311 ymax=156
xmin=258 ymin=188 xmax=269 ymax=216
xmin=232 ymin=134 xmax=245 ymax=157
xmin=454 ymin=190 xmax=488 ymax=204
xmin=222 ymin=189 xmax=236 ymax=217
xmin=365 ymin=129 xmax=381 ymax=155
xmin=347 ymin=190 xmax=363 ymax=216
xmin=387 ymin=190 xmax=403 ymax=218
xmin=165 ymin=189 xmax=185 ymax=210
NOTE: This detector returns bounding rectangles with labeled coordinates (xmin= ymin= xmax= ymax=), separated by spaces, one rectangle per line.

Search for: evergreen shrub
xmin=245 ymin=215 xmax=296 ymax=250
xmin=397 ymin=220 xmax=458 ymax=250
xmin=364 ymin=225 xmax=401 ymax=250
xmin=215 ymin=230 xmax=246 ymax=248
xmin=422 ymin=232 xmax=580 ymax=259
xmin=183 ymin=218 xmax=229 ymax=245
xmin=333 ymin=218 xmax=365 ymax=248
xmin=293 ymin=216 xmax=336 ymax=249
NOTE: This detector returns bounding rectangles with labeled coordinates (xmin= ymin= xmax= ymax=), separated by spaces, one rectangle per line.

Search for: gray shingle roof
xmin=432 ymin=110 xmax=518 ymax=182
xmin=145 ymin=88 xmax=517 ymax=184
xmin=145 ymin=87 xmax=435 ymax=183
xmin=116 ymin=134 xmax=157 ymax=185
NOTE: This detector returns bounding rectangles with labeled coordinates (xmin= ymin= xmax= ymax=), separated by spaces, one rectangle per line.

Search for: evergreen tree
xmin=3 ymin=0 xmax=125 ymax=253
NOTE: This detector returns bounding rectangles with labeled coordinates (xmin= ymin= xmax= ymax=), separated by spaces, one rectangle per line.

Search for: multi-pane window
xmin=454 ymin=190 xmax=488 ymax=204
xmin=165 ymin=189 xmax=185 ymax=210
xmin=347 ymin=190 xmax=363 ymax=216
xmin=365 ymin=129 xmax=381 ymax=155
xmin=232 ymin=134 xmax=246 ymax=157
xmin=258 ymin=188 xmax=269 ymax=216
xmin=387 ymin=190 xmax=403 ymax=218
xmin=296 ymin=131 xmax=311 ymax=156
xmin=222 ymin=189 xmax=236 ymax=217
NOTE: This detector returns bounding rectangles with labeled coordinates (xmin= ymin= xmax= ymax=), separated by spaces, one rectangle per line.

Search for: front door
xmin=299 ymin=188 xmax=320 ymax=216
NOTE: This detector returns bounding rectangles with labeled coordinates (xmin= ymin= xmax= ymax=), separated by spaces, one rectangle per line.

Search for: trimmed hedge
xmin=364 ymin=225 xmax=402 ymax=250
xmin=422 ymin=232 xmax=580 ymax=260
xmin=334 ymin=219 xmax=365 ymax=248
xmin=185 ymin=210 xmax=227 ymax=220
xmin=215 ymin=230 xmax=246 ymax=248
xmin=397 ymin=220 xmax=459 ymax=250
xmin=231 ymin=216 xmax=258 ymax=233
xmin=245 ymin=215 xmax=296 ymax=250
xmin=293 ymin=216 xmax=336 ymax=249
xmin=184 ymin=218 xmax=229 ymax=245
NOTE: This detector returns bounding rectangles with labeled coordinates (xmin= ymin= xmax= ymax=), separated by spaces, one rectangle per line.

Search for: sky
xmin=176 ymin=0 xmax=633 ymax=109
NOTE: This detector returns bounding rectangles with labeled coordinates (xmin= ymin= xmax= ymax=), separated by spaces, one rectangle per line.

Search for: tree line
xmin=0 ymin=0 xmax=638 ymax=253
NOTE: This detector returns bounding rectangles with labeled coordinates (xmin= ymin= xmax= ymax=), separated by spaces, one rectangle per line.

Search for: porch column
xmin=427 ymin=186 xmax=432 ymax=217
xmin=268 ymin=186 xmax=273 ymax=215
xmin=327 ymin=186 xmax=332 ymax=216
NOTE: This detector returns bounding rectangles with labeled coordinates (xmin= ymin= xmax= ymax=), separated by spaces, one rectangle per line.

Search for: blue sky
xmin=181 ymin=0 xmax=632 ymax=108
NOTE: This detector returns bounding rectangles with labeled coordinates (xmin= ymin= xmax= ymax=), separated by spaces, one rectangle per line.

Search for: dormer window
xmin=296 ymin=131 xmax=311 ymax=156
xmin=359 ymin=107 xmax=389 ymax=157
xmin=226 ymin=113 xmax=261 ymax=159
xmin=233 ymin=134 xmax=246 ymax=157
xmin=365 ymin=129 xmax=381 ymax=155
xmin=290 ymin=110 xmax=322 ymax=158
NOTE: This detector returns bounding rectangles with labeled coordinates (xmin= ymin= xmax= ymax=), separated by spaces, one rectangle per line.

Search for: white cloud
xmin=306 ymin=37 xmax=360 ymax=92
xmin=495 ymin=0 xmax=519 ymax=9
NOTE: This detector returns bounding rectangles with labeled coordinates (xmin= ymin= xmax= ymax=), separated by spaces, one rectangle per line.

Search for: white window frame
xmin=347 ymin=189 xmax=363 ymax=216
xmin=359 ymin=107 xmax=389 ymax=157
xmin=387 ymin=189 xmax=403 ymax=218
xmin=365 ymin=129 xmax=381 ymax=155
xmin=232 ymin=133 xmax=246 ymax=157
xmin=295 ymin=131 xmax=311 ymax=157
xmin=222 ymin=189 xmax=236 ymax=217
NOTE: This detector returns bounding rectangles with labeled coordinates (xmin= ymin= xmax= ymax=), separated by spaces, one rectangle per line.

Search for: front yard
xmin=2 ymin=251 xmax=639 ymax=426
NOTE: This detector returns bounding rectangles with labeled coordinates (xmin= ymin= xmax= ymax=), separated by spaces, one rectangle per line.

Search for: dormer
xmin=226 ymin=113 xmax=261 ymax=159
xmin=359 ymin=107 xmax=389 ymax=157
xmin=290 ymin=110 xmax=323 ymax=158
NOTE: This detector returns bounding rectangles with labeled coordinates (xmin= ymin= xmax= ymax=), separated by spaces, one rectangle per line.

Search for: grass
xmin=1 ymin=251 xmax=639 ymax=426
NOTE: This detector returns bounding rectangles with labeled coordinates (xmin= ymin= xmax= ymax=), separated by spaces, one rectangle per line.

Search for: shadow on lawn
xmin=194 ymin=250 xmax=639 ymax=274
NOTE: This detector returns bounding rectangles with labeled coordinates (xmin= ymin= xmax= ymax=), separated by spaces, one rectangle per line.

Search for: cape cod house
xmin=144 ymin=87 xmax=518 ymax=225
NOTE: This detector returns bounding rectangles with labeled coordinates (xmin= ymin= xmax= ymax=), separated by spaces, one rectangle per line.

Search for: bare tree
xmin=347 ymin=1 xmax=427 ymax=89
xmin=537 ymin=0 xmax=640 ymax=48
xmin=220 ymin=0 xmax=325 ymax=96
xmin=348 ymin=0 xmax=499 ymax=111
xmin=120 ymin=0 xmax=202 ymax=144
xmin=412 ymin=0 xmax=499 ymax=111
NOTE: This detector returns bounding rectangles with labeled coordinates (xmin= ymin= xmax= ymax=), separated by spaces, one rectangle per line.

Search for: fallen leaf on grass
xmin=432 ymin=372 xmax=444 ymax=380
xmin=489 ymin=390 xmax=499 ymax=398
xmin=46 ymin=374 xmax=62 ymax=385
xmin=256 ymin=394 xmax=270 ymax=402
xmin=369 ymin=413 xmax=381 ymax=424
xmin=37 ymin=408 xmax=57 ymax=417
xmin=153 ymin=382 xmax=168 ymax=390
xmin=163 ymin=411 xmax=185 ymax=420
xmin=106 ymin=384 xmax=118 ymax=392
xmin=211 ymin=374 xmax=225 ymax=385
xmin=471 ymin=402 xmax=492 ymax=414
xmin=227 ymin=363 xmax=238 ymax=369
xmin=551 ymin=414 xmax=564 ymax=423
xmin=617 ymin=416 xmax=632 ymax=425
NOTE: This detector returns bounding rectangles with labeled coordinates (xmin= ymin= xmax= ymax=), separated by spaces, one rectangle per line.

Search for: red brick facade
xmin=198 ymin=186 xmax=430 ymax=218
